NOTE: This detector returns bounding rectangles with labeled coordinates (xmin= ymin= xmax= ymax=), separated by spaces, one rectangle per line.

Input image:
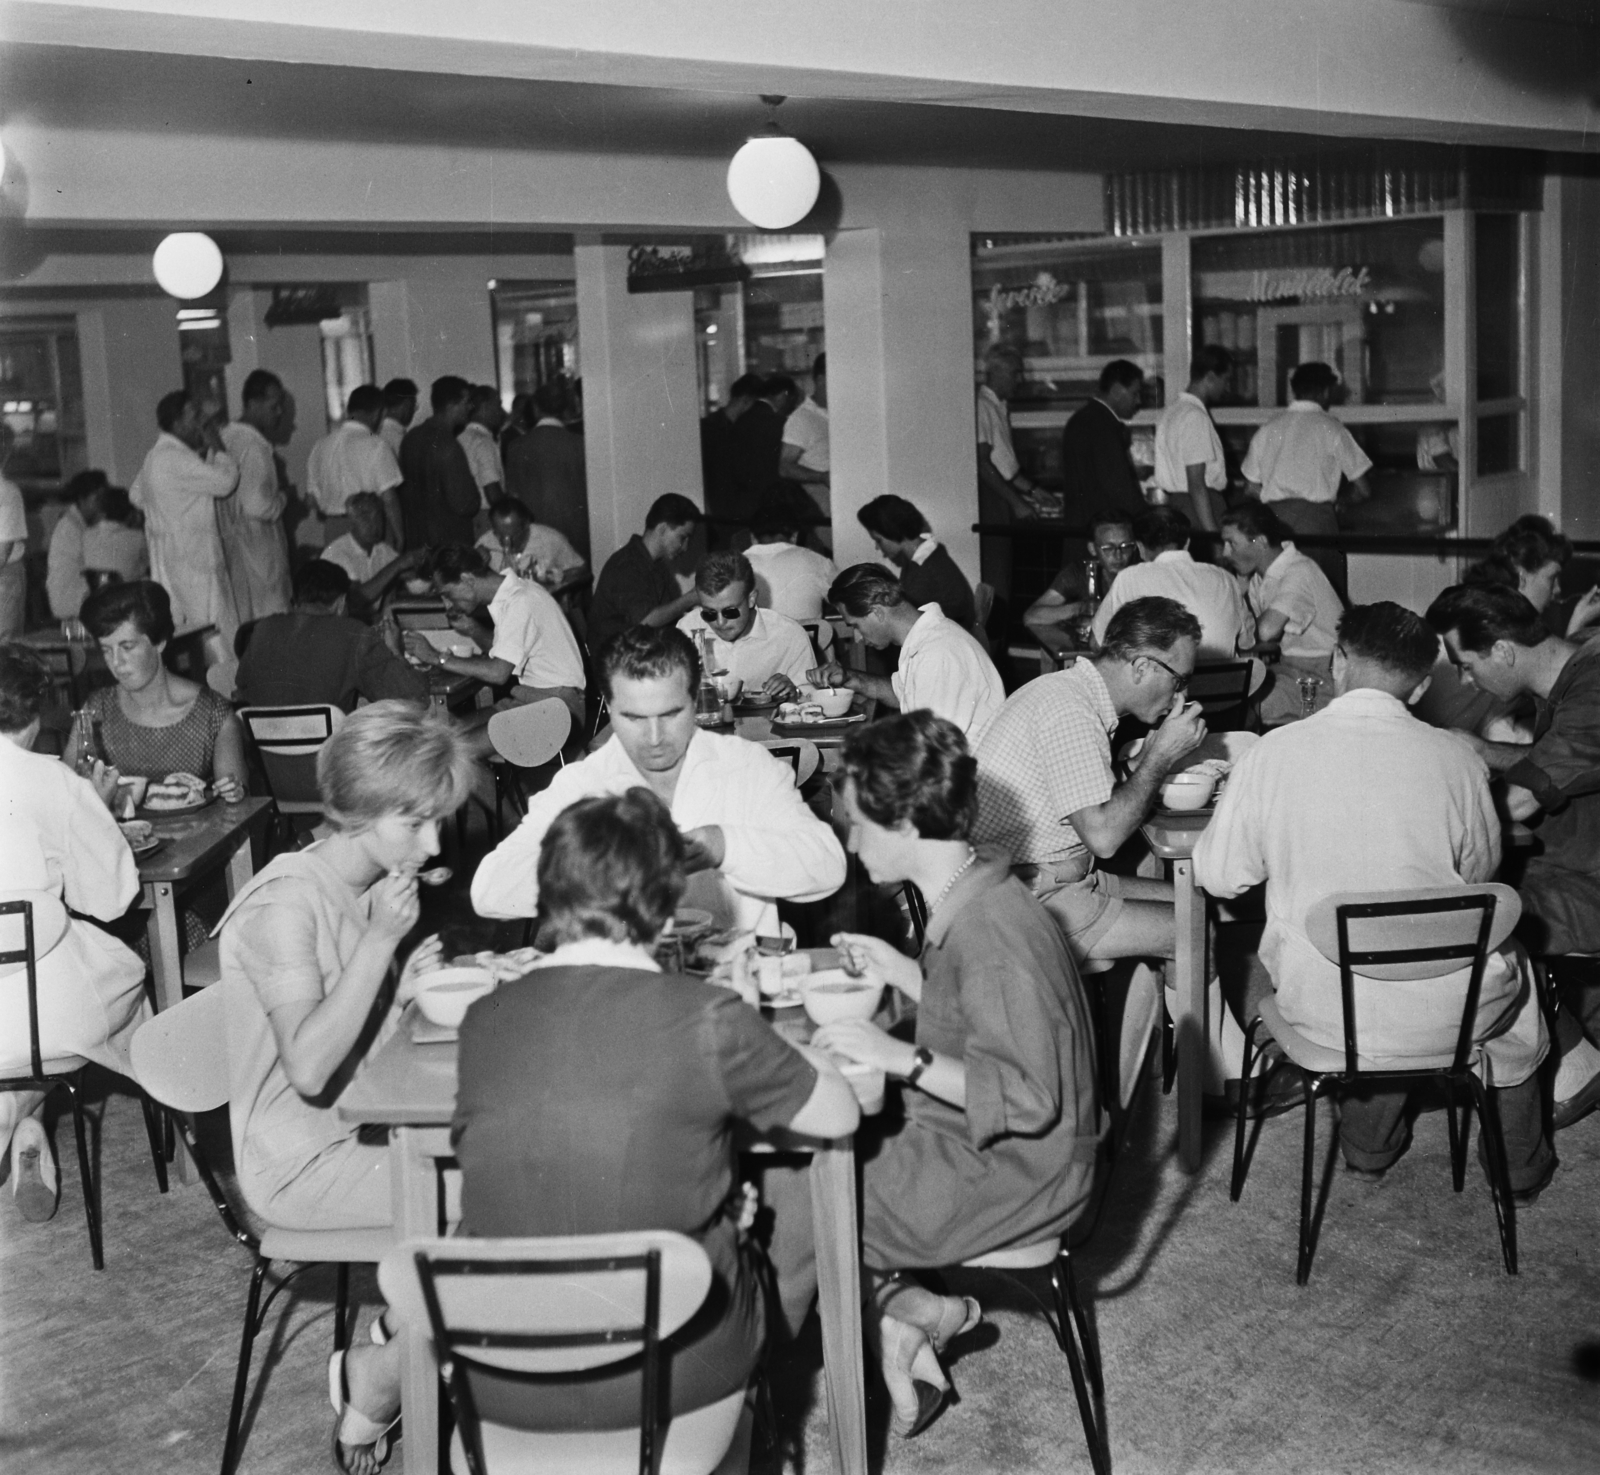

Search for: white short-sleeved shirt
xmin=306 ymin=421 xmax=402 ymax=517
xmin=487 ymin=573 xmax=584 ymax=691
xmin=676 ymin=606 xmax=815 ymax=691
xmin=1091 ymin=548 xmax=1253 ymax=660
xmin=319 ymin=533 xmax=398 ymax=586
xmin=0 ymin=475 xmax=27 ymax=565
xmin=1241 ymin=401 xmax=1373 ymax=505
xmin=781 ymin=399 xmax=830 ymax=473
xmin=892 ymin=604 xmax=1006 ymax=747
xmin=1248 ymin=543 xmax=1344 ymax=658
xmin=378 ymin=417 xmax=407 ymax=461
xmin=975 ymin=386 xmax=1019 ymax=481
xmin=1153 ymin=393 xmax=1226 ymax=494
xmin=744 ymin=541 xmax=836 ymax=620
xmin=460 ymin=423 xmax=504 ymax=506
xmin=475 ymin=525 xmax=585 ymax=584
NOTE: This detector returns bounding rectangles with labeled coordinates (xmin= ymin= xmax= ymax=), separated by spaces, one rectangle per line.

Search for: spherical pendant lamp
xmin=726 ymin=97 xmax=820 ymax=231
xmin=152 ymin=232 xmax=225 ymax=299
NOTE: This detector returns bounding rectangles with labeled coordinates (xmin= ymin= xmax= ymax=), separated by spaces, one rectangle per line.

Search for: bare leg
xmin=337 ymin=1339 xmax=403 ymax=1475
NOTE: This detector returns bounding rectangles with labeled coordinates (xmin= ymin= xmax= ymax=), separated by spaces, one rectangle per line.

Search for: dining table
xmin=336 ymin=956 xmax=869 ymax=1475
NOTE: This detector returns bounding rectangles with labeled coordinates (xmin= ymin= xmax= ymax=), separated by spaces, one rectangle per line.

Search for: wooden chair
xmin=1231 ymin=884 xmax=1525 ymax=1284
xmin=0 ymin=892 xmax=168 ymax=1269
xmin=378 ymin=1232 xmax=749 ymax=1475
xmin=485 ymin=698 xmax=572 ymax=838
xmin=130 ymin=988 xmax=393 ymax=1475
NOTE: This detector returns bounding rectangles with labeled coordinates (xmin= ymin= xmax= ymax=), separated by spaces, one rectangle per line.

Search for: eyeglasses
xmin=700 ymin=604 xmax=746 ymax=623
xmin=1096 ymin=541 xmax=1139 ymax=557
xmin=1141 ymin=654 xmax=1191 ymax=692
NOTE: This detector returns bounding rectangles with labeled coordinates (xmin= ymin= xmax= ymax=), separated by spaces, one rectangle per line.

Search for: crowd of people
xmin=3 ymin=353 xmax=1598 ymax=1470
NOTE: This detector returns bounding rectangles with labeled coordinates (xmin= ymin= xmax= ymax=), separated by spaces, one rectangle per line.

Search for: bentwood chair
xmin=485 ymin=697 xmax=572 ymax=839
xmin=1231 ymin=884 xmax=1524 ymax=1284
xmin=0 ymin=893 xmax=169 ymax=1269
xmin=378 ymin=1232 xmax=749 ymax=1475
xmin=129 ymin=987 xmax=392 ymax=1475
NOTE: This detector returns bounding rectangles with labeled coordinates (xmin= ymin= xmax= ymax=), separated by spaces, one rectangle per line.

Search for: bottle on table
xmin=695 ymin=631 xmax=727 ymax=727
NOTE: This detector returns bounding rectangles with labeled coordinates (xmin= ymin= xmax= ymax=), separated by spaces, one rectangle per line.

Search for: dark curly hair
xmin=81 ymin=579 xmax=176 ymax=646
xmin=838 ymin=710 xmax=977 ymax=842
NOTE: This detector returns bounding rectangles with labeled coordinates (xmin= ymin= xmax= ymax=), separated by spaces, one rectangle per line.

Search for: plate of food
xmin=136 ymin=772 xmax=214 ymax=817
xmin=733 ymin=691 xmax=778 ymax=712
xmin=117 ymin=819 xmax=165 ymax=857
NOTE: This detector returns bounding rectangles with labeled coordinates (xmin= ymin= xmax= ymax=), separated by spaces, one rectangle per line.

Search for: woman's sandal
xmin=328 ymin=1349 xmax=400 ymax=1475
xmin=892 ymin=1379 xmax=948 ymax=1440
xmin=876 ymin=1276 xmax=982 ymax=1353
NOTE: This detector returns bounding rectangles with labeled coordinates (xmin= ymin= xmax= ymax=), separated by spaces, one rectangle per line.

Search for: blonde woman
xmin=218 ymin=700 xmax=473 ymax=1475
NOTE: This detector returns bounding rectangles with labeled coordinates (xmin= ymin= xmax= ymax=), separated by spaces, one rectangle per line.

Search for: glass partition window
xmin=1190 ymin=219 xmax=1446 ymax=408
xmin=492 ymin=282 xmax=580 ymax=406
xmin=1474 ymin=213 xmax=1525 ymax=476
xmin=0 ymin=321 xmax=88 ymax=488
xmin=972 ymin=238 xmax=1164 ymax=410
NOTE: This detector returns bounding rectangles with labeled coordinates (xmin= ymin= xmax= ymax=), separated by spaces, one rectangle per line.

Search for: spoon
xmin=417 ymin=867 xmax=454 ymax=887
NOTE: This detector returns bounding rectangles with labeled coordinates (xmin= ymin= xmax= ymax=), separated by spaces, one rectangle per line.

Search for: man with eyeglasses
xmin=677 ymin=550 xmax=815 ymax=704
xmin=1023 ymin=513 xmax=1142 ymax=657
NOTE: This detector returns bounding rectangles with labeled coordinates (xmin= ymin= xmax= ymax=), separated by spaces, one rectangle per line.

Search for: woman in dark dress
xmin=450 ymin=788 xmax=858 ymax=1430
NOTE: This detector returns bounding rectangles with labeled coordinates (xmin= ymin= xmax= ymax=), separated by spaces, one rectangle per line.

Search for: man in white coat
xmin=219 ymin=369 xmax=293 ymax=623
xmin=473 ymin=625 xmax=846 ymax=936
xmin=130 ymin=389 xmax=240 ymax=644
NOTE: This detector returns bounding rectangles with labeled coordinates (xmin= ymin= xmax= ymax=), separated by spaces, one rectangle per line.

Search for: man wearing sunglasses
xmin=1024 ymin=513 xmax=1141 ymax=657
xmin=677 ymin=550 xmax=815 ymax=703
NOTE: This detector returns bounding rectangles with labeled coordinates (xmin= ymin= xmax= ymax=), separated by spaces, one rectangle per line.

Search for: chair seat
xmin=963 ymin=1238 xmax=1061 ymax=1271
xmin=449 ymin=1388 xmax=746 ymax=1475
xmin=259 ymin=1223 xmax=395 ymax=1264
xmin=183 ymin=936 xmax=222 ymax=990
xmin=0 ymin=1054 xmax=89 ymax=1081
xmin=1258 ymin=997 xmax=1465 ymax=1078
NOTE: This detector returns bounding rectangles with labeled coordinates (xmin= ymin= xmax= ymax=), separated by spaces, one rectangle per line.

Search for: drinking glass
xmin=1296 ymin=675 xmax=1323 ymax=719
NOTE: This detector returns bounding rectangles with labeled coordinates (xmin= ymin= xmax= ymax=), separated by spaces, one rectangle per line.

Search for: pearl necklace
xmin=927 ymin=847 xmax=978 ymax=914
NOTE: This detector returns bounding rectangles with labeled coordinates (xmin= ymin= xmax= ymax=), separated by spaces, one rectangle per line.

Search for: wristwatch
xmin=904 ymin=1046 xmax=934 ymax=1088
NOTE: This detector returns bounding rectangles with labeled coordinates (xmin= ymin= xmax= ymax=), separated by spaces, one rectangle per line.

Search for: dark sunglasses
xmin=700 ymin=604 xmax=746 ymax=622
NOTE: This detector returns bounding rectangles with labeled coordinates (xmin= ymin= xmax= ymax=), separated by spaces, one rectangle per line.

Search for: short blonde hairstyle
xmin=316 ymin=700 xmax=475 ymax=831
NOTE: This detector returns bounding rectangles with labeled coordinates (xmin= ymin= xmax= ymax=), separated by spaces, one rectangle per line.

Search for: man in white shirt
xmin=1219 ymin=501 xmax=1345 ymax=725
xmin=379 ymin=378 xmax=417 ymax=462
xmin=130 ymin=390 xmax=240 ymax=641
xmin=744 ymin=498 xmax=836 ymax=621
xmin=1242 ymin=361 xmax=1372 ymax=598
xmin=306 ymin=384 xmax=405 ymax=549
xmin=403 ymin=542 xmax=586 ymax=735
xmin=814 ymin=563 xmax=1004 ymax=747
xmin=0 ymin=425 xmax=29 ymax=638
xmin=474 ymin=496 xmax=587 ymax=591
xmin=1153 ymin=344 xmax=1232 ymax=532
xmin=676 ymin=551 xmax=815 ymax=703
xmin=472 ymin=625 xmax=846 ymax=934
xmin=218 ymin=369 xmax=293 ymax=624
xmin=317 ymin=492 xmax=420 ymax=609
xmin=780 ymin=353 xmax=830 ymax=509
xmin=1092 ymin=506 xmax=1253 ymax=661
xmin=459 ymin=385 xmax=506 ymax=531
xmin=1194 ymin=602 xmax=1550 ymax=1198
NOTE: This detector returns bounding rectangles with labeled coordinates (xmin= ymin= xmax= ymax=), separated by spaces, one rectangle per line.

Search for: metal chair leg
xmin=1049 ymin=1253 xmax=1109 ymax=1475
xmin=1467 ymin=1073 xmax=1518 ymax=1276
xmin=335 ymin=1262 xmax=351 ymax=1352
xmin=1446 ymin=1088 xmax=1468 ymax=1193
xmin=141 ymin=1095 xmax=169 ymax=1195
xmin=1295 ymin=1083 xmax=1320 ymax=1286
xmin=63 ymin=1078 xmax=104 ymax=1271
xmin=1231 ymin=1017 xmax=1264 ymax=1202
xmin=1161 ymin=999 xmax=1176 ymax=1094
xmin=221 ymin=1256 xmax=269 ymax=1475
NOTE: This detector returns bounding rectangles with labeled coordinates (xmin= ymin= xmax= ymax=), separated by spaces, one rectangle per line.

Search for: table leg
xmin=146 ymin=882 xmax=194 ymax=1184
xmin=394 ymin=1127 xmax=447 ymax=1475
xmin=226 ymin=830 xmax=256 ymax=899
xmin=1172 ymin=858 xmax=1207 ymax=1174
xmin=809 ymin=1137 xmax=867 ymax=1475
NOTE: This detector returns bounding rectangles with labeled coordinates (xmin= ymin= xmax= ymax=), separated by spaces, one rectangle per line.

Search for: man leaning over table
xmin=677 ymin=550 xmax=815 ymax=704
xmin=472 ymin=625 xmax=846 ymax=936
xmin=974 ymin=595 xmax=1272 ymax=1107
xmin=1193 ymin=601 xmax=1552 ymax=1200
xmin=1426 ymin=582 xmax=1600 ymax=1135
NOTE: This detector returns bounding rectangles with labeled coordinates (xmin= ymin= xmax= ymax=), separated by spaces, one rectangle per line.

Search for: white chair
xmin=763 ymin=738 xmax=821 ymax=789
xmin=378 ymin=1232 xmax=749 ymax=1475
xmin=1231 ymin=883 xmax=1525 ymax=1284
xmin=0 ymin=892 xmax=168 ymax=1268
xmin=130 ymin=988 xmax=393 ymax=1475
xmin=237 ymin=703 xmax=344 ymax=832
xmin=486 ymin=698 xmax=572 ymax=837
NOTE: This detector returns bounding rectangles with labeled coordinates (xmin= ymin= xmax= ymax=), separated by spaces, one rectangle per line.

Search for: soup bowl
xmin=811 ymin=687 xmax=855 ymax=718
xmin=414 ymin=966 xmax=496 ymax=1028
xmin=801 ymin=969 xmax=883 ymax=1025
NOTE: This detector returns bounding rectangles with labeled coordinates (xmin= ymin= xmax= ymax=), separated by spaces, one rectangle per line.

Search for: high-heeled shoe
xmin=876 ymin=1274 xmax=982 ymax=1353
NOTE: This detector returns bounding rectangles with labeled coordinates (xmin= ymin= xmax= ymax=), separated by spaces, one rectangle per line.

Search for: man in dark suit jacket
xmin=505 ymin=381 xmax=590 ymax=559
xmin=399 ymin=375 xmax=479 ymax=550
xmin=1061 ymin=359 xmax=1147 ymax=527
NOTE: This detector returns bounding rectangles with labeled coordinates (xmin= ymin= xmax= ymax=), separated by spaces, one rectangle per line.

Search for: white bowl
xmin=811 ymin=687 xmax=854 ymax=718
xmin=801 ymin=969 xmax=883 ymax=1025
xmin=413 ymin=966 xmax=496 ymax=1028
xmin=1161 ymin=772 xmax=1216 ymax=811
xmin=447 ymin=639 xmax=477 ymax=659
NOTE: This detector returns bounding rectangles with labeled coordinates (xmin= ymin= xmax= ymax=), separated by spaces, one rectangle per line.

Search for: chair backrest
xmin=1304 ymin=884 xmax=1520 ymax=1076
xmin=380 ymin=1232 xmax=712 ymax=1475
xmin=487 ymin=698 xmax=573 ymax=770
xmin=392 ymin=600 xmax=452 ymax=631
xmin=238 ymin=704 xmax=343 ymax=808
xmin=0 ymin=898 xmax=43 ymax=1079
xmin=1188 ymin=659 xmax=1256 ymax=727
xmin=973 ymin=581 xmax=995 ymax=631
xmin=765 ymin=738 xmax=821 ymax=789
xmin=129 ymin=985 xmax=232 ymax=1115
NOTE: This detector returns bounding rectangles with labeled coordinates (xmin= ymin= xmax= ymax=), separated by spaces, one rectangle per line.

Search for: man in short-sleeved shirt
xmin=0 ymin=430 xmax=31 ymax=638
xmin=1153 ymin=346 xmax=1231 ymax=532
xmin=1024 ymin=514 xmax=1140 ymax=657
xmin=587 ymin=495 xmax=700 ymax=657
xmin=307 ymin=386 xmax=405 ymax=548
xmin=780 ymin=354 xmax=829 ymax=507
xmin=1429 ymin=583 xmax=1600 ymax=1132
xmin=677 ymin=551 xmax=814 ymax=701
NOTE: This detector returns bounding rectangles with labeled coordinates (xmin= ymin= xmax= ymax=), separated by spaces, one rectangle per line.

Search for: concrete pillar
xmin=573 ymin=241 xmax=704 ymax=567
xmin=368 ymin=279 xmax=415 ymax=385
xmin=823 ymin=225 xmax=979 ymax=578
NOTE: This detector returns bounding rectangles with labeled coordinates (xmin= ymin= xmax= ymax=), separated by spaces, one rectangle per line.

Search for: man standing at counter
xmin=976 ymin=344 xmax=1043 ymax=597
xmin=1242 ymin=361 xmax=1371 ymax=599
xmin=1153 ymin=345 xmax=1232 ymax=533
xmin=1060 ymin=359 xmax=1146 ymax=527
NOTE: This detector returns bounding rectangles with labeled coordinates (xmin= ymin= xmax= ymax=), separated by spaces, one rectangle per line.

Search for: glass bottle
xmin=695 ymin=632 xmax=724 ymax=727
xmin=70 ymin=708 xmax=101 ymax=776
